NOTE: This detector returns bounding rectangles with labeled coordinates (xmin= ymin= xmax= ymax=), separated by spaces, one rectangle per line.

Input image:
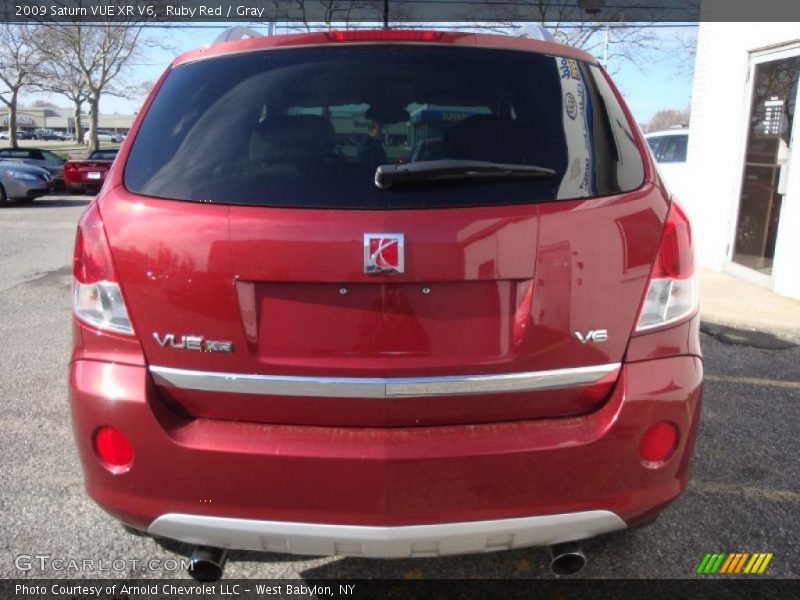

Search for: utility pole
xmin=383 ymin=0 xmax=389 ymax=28
xmin=603 ymin=24 xmax=609 ymax=68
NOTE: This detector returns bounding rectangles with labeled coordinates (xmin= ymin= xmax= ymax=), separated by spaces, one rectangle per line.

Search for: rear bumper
xmin=66 ymin=177 xmax=103 ymax=189
xmin=68 ymin=355 xmax=702 ymax=556
xmin=147 ymin=511 xmax=625 ymax=558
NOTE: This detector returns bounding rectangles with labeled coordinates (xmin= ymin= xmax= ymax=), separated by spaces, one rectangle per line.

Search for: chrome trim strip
xmin=147 ymin=510 xmax=626 ymax=558
xmin=149 ymin=363 xmax=620 ymax=398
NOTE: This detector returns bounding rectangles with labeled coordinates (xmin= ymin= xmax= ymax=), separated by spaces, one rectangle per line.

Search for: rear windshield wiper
xmin=375 ymin=159 xmax=556 ymax=190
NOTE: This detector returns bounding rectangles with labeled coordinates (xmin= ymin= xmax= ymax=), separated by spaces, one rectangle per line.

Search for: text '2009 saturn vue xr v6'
xmin=67 ymin=28 xmax=702 ymax=579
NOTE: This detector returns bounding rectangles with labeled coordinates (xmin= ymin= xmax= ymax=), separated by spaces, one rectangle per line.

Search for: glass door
xmin=732 ymin=54 xmax=800 ymax=275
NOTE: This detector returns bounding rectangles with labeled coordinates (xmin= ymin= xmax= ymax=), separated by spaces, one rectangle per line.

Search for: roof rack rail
xmin=213 ymin=26 xmax=263 ymax=44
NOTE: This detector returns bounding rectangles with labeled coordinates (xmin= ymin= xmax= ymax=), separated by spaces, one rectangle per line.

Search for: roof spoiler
xmin=213 ymin=26 xmax=263 ymax=44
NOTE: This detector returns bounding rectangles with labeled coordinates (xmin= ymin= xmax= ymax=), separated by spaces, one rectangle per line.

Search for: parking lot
xmin=0 ymin=196 xmax=798 ymax=580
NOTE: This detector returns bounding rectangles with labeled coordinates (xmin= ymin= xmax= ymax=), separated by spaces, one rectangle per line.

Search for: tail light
xmin=326 ymin=30 xmax=444 ymax=42
xmin=93 ymin=426 xmax=134 ymax=473
xmin=72 ymin=203 xmax=134 ymax=335
xmin=639 ymin=421 xmax=678 ymax=464
xmin=635 ymin=202 xmax=698 ymax=332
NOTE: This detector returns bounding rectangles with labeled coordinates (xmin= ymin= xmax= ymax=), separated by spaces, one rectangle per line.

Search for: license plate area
xmin=255 ymin=281 xmax=516 ymax=360
xmin=86 ymin=172 xmax=101 ymax=180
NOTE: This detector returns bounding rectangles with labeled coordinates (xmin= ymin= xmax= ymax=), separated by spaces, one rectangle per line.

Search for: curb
xmin=700 ymin=322 xmax=799 ymax=350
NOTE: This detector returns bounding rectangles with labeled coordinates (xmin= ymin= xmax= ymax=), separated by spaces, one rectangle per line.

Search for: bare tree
xmin=288 ymin=0 xmax=385 ymax=31
xmin=663 ymin=26 xmax=698 ymax=79
xmin=455 ymin=0 xmax=692 ymax=74
xmin=553 ymin=24 xmax=660 ymax=73
xmin=33 ymin=29 xmax=89 ymax=141
xmin=43 ymin=23 xmax=143 ymax=151
xmin=644 ymin=107 xmax=690 ymax=133
xmin=0 ymin=24 xmax=44 ymax=148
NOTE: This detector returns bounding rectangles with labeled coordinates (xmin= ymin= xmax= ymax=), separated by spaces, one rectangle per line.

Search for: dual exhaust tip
xmin=189 ymin=546 xmax=229 ymax=582
xmin=549 ymin=542 xmax=588 ymax=576
xmin=188 ymin=542 xmax=586 ymax=581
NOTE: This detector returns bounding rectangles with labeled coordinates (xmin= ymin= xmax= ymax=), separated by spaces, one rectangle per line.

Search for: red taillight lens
xmin=74 ymin=203 xmax=115 ymax=284
xmin=72 ymin=203 xmax=134 ymax=335
xmin=93 ymin=426 xmax=134 ymax=473
xmin=653 ymin=202 xmax=694 ymax=280
xmin=326 ymin=30 xmax=444 ymax=42
xmin=639 ymin=422 xmax=678 ymax=464
xmin=635 ymin=201 xmax=698 ymax=332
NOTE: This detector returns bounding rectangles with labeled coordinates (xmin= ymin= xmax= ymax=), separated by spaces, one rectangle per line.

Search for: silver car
xmin=0 ymin=162 xmax=53 ymax=204
xmin=0 ymin=147 xmax=66 ymax=183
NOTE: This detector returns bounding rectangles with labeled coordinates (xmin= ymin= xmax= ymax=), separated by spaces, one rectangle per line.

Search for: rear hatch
xmin=102 ymin=40 xmax=665 ymax=427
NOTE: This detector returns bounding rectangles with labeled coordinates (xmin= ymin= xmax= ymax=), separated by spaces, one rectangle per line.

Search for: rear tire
xmin=0 ymin=184 xmax=8 ymax=206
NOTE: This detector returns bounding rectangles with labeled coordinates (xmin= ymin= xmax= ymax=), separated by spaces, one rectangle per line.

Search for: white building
xmin=0 ymin=106 xmax=135 ymax=136
xmin=686 ymin=23 xmax=800 ymax=299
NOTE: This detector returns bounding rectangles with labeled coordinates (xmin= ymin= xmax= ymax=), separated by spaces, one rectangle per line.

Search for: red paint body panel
xmin=70 ymin=355 xmax=701 ymax=529
xmin=98 ymin=184 xmax=667 ymax=426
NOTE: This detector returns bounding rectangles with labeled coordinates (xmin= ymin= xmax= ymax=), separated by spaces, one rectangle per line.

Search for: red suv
xmin=68 ymin=30 xmax=702 ymax=578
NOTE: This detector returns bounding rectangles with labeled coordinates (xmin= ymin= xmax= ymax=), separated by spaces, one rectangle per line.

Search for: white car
xmin=644 ymin=129 xmax=690 ymax=202
xmin=82 ymin=130 xmax=123 ymax=143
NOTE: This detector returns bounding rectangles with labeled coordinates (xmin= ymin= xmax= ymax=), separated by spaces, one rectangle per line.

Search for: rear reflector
xmin=326 ymin=30 xmax=444 ymax=42
xmin=639 ymin=422 xmax=678 ymax=464
xmin=635 ymin=202 xmax=698 ymax=332
xmin=93 ymin=426 xmax=134 ymax=473
xmin=72 ymin=203 xmax=134 ymax=335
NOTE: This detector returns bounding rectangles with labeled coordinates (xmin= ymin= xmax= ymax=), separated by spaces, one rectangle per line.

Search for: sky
xmin=30 ymin=23 xmax=696 ymax=126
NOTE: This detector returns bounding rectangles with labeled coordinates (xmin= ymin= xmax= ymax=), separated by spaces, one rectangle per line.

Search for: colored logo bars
xmin=696 ymin=552 xmax=773 ymax=574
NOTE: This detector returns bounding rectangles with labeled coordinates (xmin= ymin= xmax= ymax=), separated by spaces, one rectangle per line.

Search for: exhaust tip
xmin=549 ymin=542 xmax=586 ymax=576
xmin=189 ymin=546 xmax=229 ymax=582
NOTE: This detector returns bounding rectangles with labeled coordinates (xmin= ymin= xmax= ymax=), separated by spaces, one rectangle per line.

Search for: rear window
xmin=89 ymin=150 xmax=118 ymax=160
xmin=0 ymin=149 xmax=32 ymax=158
xmin=125 ymin=45 xmax=644 ymax=209
xmin=647 ymin=133 xmax=688 ymax=163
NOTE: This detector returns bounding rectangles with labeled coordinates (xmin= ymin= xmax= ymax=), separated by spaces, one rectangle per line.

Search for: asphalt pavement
xmin=0 ymin=196 xmax=797 ymax=580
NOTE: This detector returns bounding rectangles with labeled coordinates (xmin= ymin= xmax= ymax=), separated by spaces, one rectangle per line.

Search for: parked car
xmin=33 ymin=128 xmax=65 ymax=141
xmin=68 ymin=30 xmax=702 ymax=578
xmin=644 ymin=129 xmax=690 ymax=203
xmin=1 ymin=129 xmax=36 ymax=140
xmin=82 ymin=129 xmax=123 ymax=143
xmin=63 ymin=148 xmax=118 ymax=194
xmin=0 ymin=161 xmax=53 ymax=204
xmin=0 ymin=147 xmax=65 ymax=185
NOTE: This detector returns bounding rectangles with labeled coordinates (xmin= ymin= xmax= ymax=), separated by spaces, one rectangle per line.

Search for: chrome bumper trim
xmin=147 ymin=511 xmax=627 ymax=558
xmin=149 ymin=363 xmax=620 ymax=398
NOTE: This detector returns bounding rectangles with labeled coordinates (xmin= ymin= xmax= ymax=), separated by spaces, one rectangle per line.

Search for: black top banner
xmin=3 ymin=0 xmax=800 ymax=23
